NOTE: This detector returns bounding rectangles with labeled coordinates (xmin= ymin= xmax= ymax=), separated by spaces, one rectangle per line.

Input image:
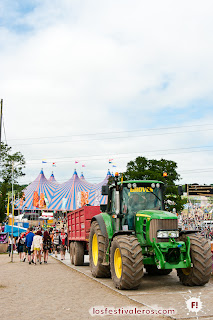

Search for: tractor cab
xmin=106 ymin=180 xmax=164 ymax=230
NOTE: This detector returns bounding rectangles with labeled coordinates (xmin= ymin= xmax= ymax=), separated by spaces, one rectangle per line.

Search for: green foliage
xmin=0 ymin=142 xmax=26 ymax=222
xmin=0 ymin=182 xmax=8 ymax=223
xmin=0 ymin=143 xmax=25 ymax=184
xmin=123 ymin=156 xmax=186 ymax=213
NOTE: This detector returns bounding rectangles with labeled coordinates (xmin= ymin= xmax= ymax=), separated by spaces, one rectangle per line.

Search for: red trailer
xmin=67 ymin=206 xmax=101 ymax=266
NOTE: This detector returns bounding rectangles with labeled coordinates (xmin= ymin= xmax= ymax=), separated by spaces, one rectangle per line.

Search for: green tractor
xmin=89 ymin=175 xmax=212 ymax=290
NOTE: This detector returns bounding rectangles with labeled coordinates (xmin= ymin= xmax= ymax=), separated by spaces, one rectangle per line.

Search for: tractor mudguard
xmin=91 ymin=213 xmax=113 ymax=264
xmin=112 ymin=230 xmax=135 ymax=241
xmin=91 ymin=214 xmax=108 ymax=238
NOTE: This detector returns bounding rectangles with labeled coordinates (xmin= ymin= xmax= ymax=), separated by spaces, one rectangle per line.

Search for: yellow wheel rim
xmin=182 ymin=267 xmax=191 ymax=275
xmin=114 ymin=248 xmax=122 ymax=279
xmin=92 ymin=234 xmax=98 ymax=266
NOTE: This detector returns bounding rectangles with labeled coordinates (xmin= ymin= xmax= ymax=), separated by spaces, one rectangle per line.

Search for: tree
xmin=123 ymin=156 xmax=186 ymax=213
xmin=0 ymin=142 xmax=26 ymax=222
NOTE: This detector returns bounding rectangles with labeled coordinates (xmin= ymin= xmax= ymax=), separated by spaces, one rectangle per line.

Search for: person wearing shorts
xmin=31 ymin=230 xmax=43 ymax=265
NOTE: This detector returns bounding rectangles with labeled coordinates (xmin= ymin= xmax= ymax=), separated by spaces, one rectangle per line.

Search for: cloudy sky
xmin=1 ymin=0 xmax=213 ymax=185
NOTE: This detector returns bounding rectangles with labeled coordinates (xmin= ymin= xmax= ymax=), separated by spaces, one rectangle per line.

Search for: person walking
xmin=17 ymin=233 xmax=26 ymax=262
xmin=49 ymin=228 xmax=54 ymax=254
xmin=43 ymin=230 xmax=51 ymax=264
xmin=31 ymin=230 xmax=43 ymax=265
xmin=25 ymin=227 xmax=35 ymax=264
xmin=8 ymin=236 xmax=16 ymax=257
xmin=59 ymin=228 xmax=67 ymax=260
xmin=53 ymin=230 xmax=60 ymax=258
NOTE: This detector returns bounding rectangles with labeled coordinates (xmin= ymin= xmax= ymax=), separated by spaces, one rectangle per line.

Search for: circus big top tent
xmin=16 ymin=169 xmax=111 ymax=212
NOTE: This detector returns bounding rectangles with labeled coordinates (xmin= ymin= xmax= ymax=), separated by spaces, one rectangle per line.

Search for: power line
xmin=18 ymin=166 xmax=213 ymax=185
xmin=5 ymin=123 xmax=213 ymax=144
xmin=7 ymin=127 xmax=213 ymax=147
xmin=21 ymin=144 xmax=213 ymax=164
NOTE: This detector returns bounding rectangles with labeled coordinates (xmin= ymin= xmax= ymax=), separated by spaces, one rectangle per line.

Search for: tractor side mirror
xmin=102 ymin=185 xmax=109 ymax=195
xmin=100 ymin=204 xmax=107 ymax=212
xmin=178 ymin=185 xmax=183 ymax=196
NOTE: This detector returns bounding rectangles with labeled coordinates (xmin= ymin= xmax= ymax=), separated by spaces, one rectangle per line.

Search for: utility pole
xmin=0 ymin=99 xmax=3 ymax=160
xmin=11 ymin=161 xmax=14 ymax=262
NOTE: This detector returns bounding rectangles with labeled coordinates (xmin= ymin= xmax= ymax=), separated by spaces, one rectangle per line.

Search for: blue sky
xmin=1 ymin=0 xmax=213 ymax=185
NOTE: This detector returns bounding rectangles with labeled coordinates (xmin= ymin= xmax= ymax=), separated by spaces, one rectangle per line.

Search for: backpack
xmin=20 ymin=237 xmax=25 ymax=245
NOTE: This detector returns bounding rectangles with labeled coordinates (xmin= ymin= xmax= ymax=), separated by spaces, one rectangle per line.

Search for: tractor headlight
xmin=157 ymin=230 xmax=179 ymax=239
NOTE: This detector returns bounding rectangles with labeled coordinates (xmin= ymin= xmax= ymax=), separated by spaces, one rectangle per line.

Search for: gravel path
xmin=0 ymin=253 xmax=169 ymax=320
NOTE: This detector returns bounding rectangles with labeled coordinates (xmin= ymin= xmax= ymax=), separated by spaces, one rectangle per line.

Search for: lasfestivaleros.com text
xmin=89 ymin=306 xmax=176 ymax=316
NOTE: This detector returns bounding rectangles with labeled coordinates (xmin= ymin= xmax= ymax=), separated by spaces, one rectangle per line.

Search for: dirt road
xmin=0 ymin=254 xmax=169 ymax=320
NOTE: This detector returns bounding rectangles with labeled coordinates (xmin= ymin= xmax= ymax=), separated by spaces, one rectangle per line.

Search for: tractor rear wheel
xmin=110 ymin=235 xmax=144 ymax=290
xmin=89 ymin=221 xmax=110 ymax=278
xmin=177 ymin=233 xmax=212 ymax=286
xmin=145 ymin=265 xmax=172 ymax=276
xmin=70 ymin=242 xmax=74 ymax=265
xmin=73 ymin=241 xmax=84 ymax=266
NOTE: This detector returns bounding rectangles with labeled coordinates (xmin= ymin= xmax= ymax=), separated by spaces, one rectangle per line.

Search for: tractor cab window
xmin=121 ymin=185 xmax=163 ymax=229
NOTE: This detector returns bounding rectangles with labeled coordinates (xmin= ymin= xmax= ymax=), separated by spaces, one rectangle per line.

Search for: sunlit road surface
xmin=52 ymin=253 xmax=213 ymax=319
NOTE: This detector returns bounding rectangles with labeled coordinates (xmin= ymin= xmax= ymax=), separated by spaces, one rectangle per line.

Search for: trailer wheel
xmin=73 ymin=241 xmax=84 ymax=266
xmin=177 ymin=233 xmax=212 ymax=286
xmin=70 ymin=242 xmax=74 ymax=265
xmin=110 ymin=235 xmax=144 ymax=290
xmin=145 ymin=265 xmax=172 ymax=276
xmin=89 ymin=221 xmax=110 ymax=278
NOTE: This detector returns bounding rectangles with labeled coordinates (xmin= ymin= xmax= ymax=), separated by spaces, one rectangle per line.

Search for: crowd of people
xmin=9 ymin=226 xmax=68 ymax=265
xmin=180 ymin=217 xmax=213 ymax=240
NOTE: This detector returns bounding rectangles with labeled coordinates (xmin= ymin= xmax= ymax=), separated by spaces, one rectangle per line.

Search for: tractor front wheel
xmin=89 ymin=221 xmax=110 ymax=278
xmin=177 ymin=233 xmax=212 ymax=286
xmin=110 ymin=235 xmax=144 ymax=290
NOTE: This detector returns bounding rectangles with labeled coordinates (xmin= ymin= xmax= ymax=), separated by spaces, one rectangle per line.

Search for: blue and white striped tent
xmin=48 ymin=170 xmax=110 ymax=211
xmin=16 ymin=169 xmax=111 ymax=212
xmin=16 ymin=169 xmax=58 ymax=211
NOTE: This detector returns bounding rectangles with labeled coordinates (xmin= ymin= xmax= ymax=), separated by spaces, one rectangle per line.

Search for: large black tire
xmin=73 ymin=241 xmax=84 ymax=266
xmin=70 ymin=242 xmax=74 ymax=265
xmin=177 ymin=233 xmax=212 ymax=286
xmin=145 ymin=265 xmax=172 ymax=276
xmin=110 ymin=235 xmax=144 ymax=290
xmin=89 ymin=221 xmax=110 ymax=278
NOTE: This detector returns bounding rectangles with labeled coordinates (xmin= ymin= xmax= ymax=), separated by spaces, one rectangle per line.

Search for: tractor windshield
xmin=121 ymin=185 xmax=163 ymax=229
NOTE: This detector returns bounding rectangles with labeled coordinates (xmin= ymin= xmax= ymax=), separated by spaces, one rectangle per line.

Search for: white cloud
xmin=1 ymin=0 xmax=213 ymax=186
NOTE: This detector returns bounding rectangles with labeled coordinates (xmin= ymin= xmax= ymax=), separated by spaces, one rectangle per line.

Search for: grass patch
xmin=0 ymin=285 xmax=6 ymax=289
